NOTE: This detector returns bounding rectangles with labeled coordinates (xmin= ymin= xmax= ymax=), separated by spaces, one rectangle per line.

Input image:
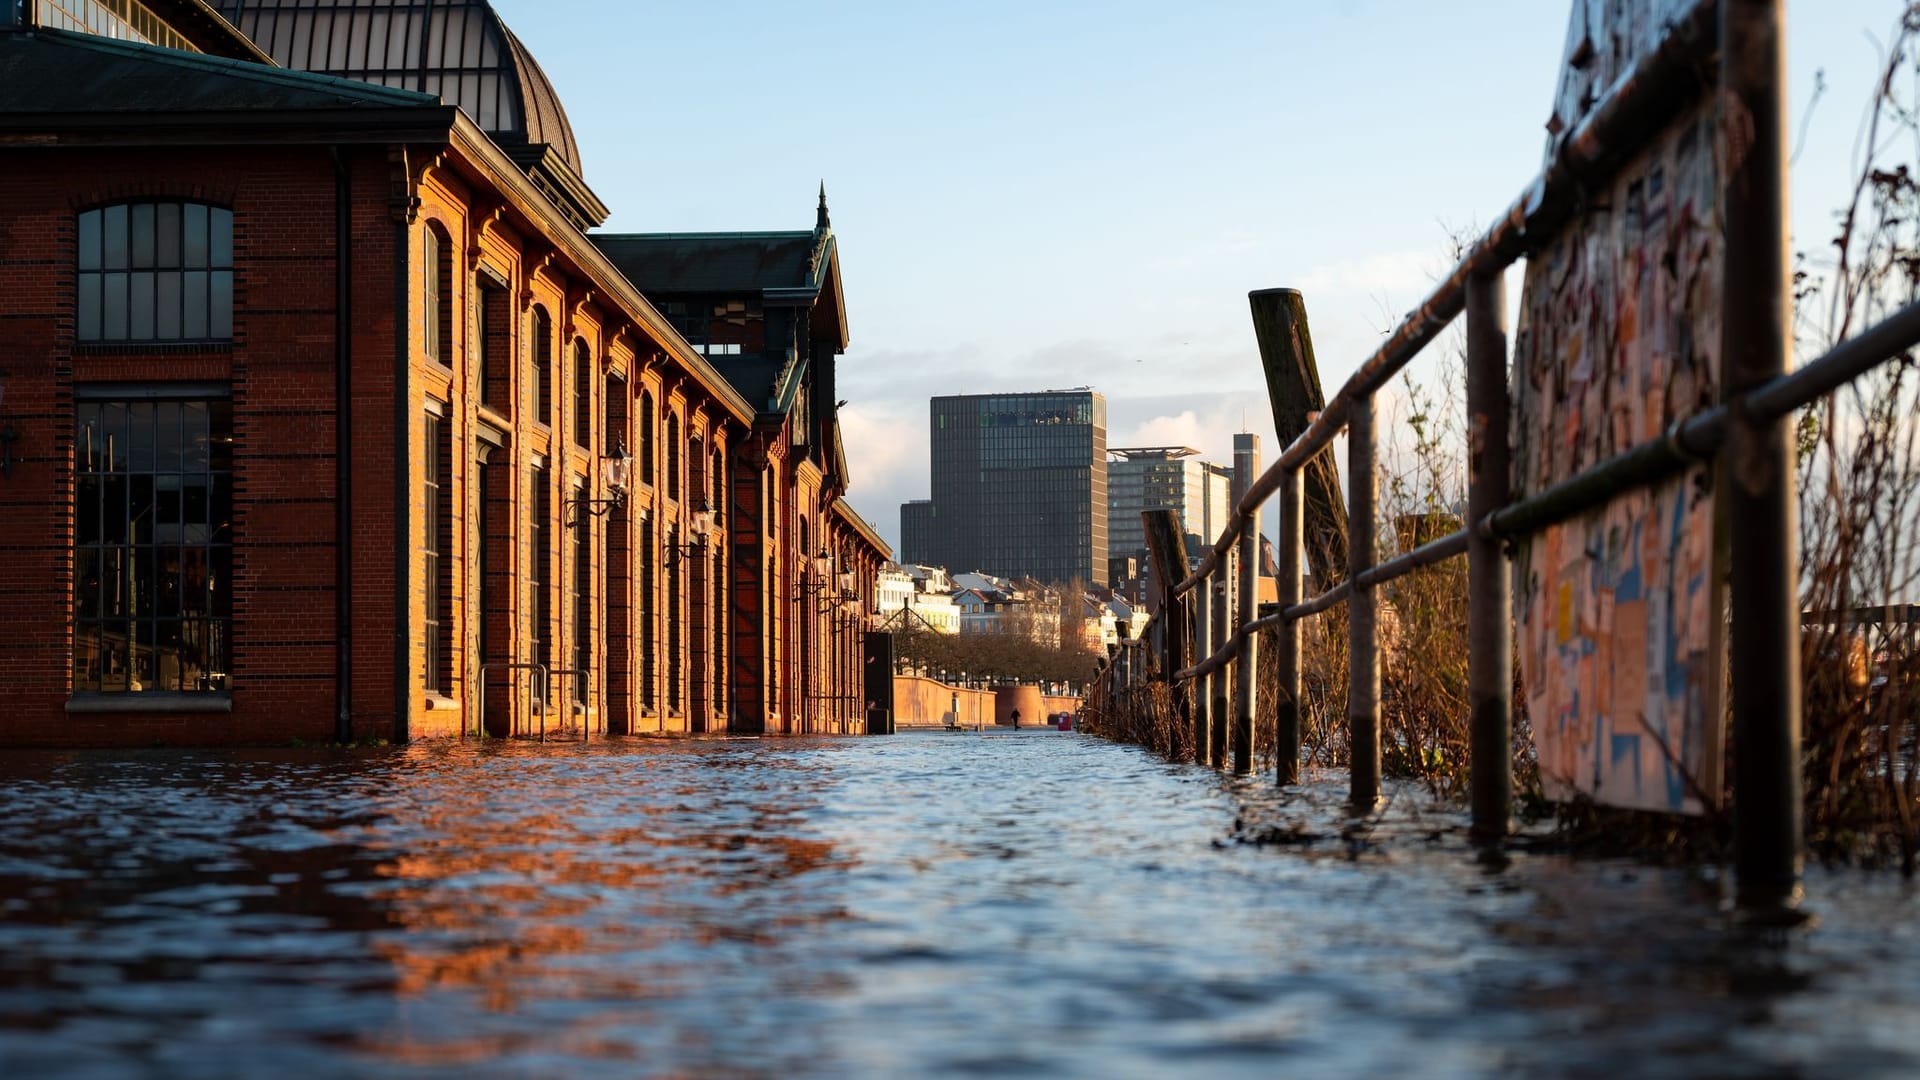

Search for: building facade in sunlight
xmin=0 ymin=0 xmax=887 ymax=745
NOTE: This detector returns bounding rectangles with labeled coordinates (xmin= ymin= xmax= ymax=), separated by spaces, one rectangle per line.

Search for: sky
xmin=496 ymin=0 xmax=1902 ymax=556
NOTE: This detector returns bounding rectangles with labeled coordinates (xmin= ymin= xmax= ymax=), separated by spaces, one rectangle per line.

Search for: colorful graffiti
xmin=1511 ymin=1 xmax=1725 ymax=814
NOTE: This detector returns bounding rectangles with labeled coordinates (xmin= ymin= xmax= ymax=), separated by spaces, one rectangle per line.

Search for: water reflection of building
xmin=0 ymin=1 xmax=888 ymax=745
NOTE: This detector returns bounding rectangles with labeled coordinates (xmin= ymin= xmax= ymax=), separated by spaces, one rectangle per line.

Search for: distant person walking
xmin=1010 ymin=707 xmax=1021 ymax=730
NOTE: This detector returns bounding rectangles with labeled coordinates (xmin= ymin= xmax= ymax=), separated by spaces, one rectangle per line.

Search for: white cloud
xmin=1293 ymin=249 xmax=1441 ymax=302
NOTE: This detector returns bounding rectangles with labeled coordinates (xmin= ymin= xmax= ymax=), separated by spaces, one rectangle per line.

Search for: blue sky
xmin=498 ymin=0 xmax=1900 ymax=554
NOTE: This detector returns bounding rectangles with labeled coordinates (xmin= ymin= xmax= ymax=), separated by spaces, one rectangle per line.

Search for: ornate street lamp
xmin=797 ymin=547 xmax=834 ymax=602
xmin=564 ymin=439 xmax=631 ymax=528
xmin=664 ymin=496 xmax=716 ymax=568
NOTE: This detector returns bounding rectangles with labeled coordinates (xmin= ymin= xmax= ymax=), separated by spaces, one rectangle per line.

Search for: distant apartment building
xmin=952 ymin=580 xmax=1060 ymax=648
xmin=899 ymin=390 xmax=1107 ymax=586
xmin=1106 ymin=446 xmax=1232 ymax=559
xmin=874 ymin=563 xmax=960 ymax=634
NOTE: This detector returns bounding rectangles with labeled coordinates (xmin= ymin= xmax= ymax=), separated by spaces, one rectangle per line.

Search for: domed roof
xmin=217 ymin=0 xmax=583 ymax=178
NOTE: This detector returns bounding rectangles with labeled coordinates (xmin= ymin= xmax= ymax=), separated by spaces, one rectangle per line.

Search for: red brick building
xmin=0 ymin=0 xmax=889 ymax=745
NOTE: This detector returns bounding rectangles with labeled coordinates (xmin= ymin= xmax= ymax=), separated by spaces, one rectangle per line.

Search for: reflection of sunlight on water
xmin=0 ymin=735 xmax=1917 ymax=1077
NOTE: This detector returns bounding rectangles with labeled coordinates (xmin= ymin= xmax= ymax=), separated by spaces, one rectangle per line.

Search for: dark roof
xmin=0 ymin=27 xmax=439 ymax=114
xmin=702 ymin=355 xmax=787 ymax=413
xmin=591 ymin=231 xmax=825 ymax=296
xmin=592 ymin=230 xmax=838 ymax=410
xmin=213 ymin=1 xmax=603 ymax=226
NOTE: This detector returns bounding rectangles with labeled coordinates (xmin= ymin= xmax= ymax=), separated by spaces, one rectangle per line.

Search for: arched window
xmin=424 ymin=223 xmax=452 ymax=365
xmin=532 ymin=306 xmax=553 ymax=425
xmin=640 ymin=390 xmax=656 ymax=488
xmin=77 ymin=202 xmax=233 ymax=342
xmin=572 ymin=339 xmax=592 ymax=449
xmin=666 ymin=412 xmax=681 ymax=502
xmin=712 ymin=445 xmax=727 ymax=715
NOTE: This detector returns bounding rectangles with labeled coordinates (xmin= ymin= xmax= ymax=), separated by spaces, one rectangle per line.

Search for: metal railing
xmin=1102 ymin=0 xmax=1920 ymax=912
xmin=476 ymin=661 xmax=549 ymax=741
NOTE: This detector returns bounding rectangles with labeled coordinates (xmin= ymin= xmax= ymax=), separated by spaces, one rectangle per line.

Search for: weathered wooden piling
xmin=1249 ymin=288 xmax=1348 ymax=591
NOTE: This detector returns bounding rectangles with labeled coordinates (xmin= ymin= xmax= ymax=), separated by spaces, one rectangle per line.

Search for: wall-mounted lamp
xmin=564 ymin=439 xmax=632 ymax=528
xmin=798 ymin=547 xmax=834 ymax=602
xmin=665 ymin=496 xmax=716 ymax=568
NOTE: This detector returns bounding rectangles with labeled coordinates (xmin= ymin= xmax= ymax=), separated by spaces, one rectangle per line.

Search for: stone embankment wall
xmin=892 ymin=676 xmax=1080 ymax=729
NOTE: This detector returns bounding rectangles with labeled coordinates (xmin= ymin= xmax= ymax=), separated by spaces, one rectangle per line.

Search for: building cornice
xmin=831 ymin=498 xmax=891 ymax=560
xmin=443 ymin=113 xmax=754 ymax=425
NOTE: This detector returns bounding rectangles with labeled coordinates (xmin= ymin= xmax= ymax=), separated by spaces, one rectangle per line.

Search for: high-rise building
xmin=1106 ymin=446 xmax=1233 ymax=560
xmin=902 ymin=390 xmax=1107 ymax=586
xmin=899 ymin=500 xmax=935 ymax=566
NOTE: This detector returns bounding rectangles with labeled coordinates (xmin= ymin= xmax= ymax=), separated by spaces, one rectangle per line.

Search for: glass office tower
xmin=905 ymin=390 xmax=1107 ymax=586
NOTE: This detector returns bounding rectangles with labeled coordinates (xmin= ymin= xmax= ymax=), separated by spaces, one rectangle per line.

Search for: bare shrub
xmin=1793 ymin=1 xmax=1920 ymax=871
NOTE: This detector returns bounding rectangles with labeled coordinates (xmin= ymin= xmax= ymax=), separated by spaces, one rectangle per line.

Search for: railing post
xmin=1348 ymin=394 xmax=1380 ymax=809
xmin=1232 ymin=433 xmax=1260 ymax=774
xmin=1722 ymin=0 xmax=1802 ymax=914
xmin=1210 ymin=569 xmax=1229 ymax=769
xmin=1466 ymin=270 xmax=1512 ymax=839
xmin=1195 ymin=565 xmax=1214 ymax=765
xmin=1276 ymin=465 xmax=1302 ymax=785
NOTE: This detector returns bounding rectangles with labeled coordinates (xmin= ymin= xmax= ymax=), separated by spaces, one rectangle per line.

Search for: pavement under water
xmin=0 ymin=731 xmax=1915 ymax=1079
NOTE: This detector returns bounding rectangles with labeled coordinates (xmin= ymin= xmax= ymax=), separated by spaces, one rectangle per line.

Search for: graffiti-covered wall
xmin=1511 ymin=0 xmax=1726 ymax=814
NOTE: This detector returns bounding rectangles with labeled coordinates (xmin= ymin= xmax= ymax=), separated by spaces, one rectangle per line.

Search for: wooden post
xmin=1141 ymin=509 xmax=1196 ymax=761
xmin=1231 ymin=433 xmax=1259 ymax=774
xmin=1723 ymin=0 xmax=1802 ymax=914
xmin=1466 ymin=271 xmax=1513 ymax=838
xmin=1196 ymin=560 xmax=1215 ymax=766
xmin=1276 ymin=465 xmax=1302 ymax=784
xmin=1250 ymin=289 xmax=1348 ymax=591
xmin=1348 ymin=394 xmax=1380 ymax=810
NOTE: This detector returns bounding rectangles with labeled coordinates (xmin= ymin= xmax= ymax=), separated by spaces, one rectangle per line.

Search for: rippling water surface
xmin=1 ymin=731 xmax=1917 ymax=1078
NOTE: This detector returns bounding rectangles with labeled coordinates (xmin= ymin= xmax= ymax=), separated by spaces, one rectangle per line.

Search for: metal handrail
xmin=1173 ymin=292 xmax=1920 ymax=683
xmin=477 ymin=661 xmax=548 ymax=740
xmin=1172 ymin=0 xmax=1719 ymax=599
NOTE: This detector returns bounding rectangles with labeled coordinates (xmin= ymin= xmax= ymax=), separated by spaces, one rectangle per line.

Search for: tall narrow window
xmin=422 ymin=406 xmax=450 ymax=691
xmin=479 ymin=277 xmax=511 ymax=413
xmin=668 ymin=526 xmax=683 ymax=715
xmin=74 ymin=398 xmax=233 ymax=693
xmin=710 ymin=447 xmax=726 ymax=717
xmin=640 ymin=391 xmax=656 ymax=487
xmin=712 ymin=543 xmax=726 ymax=718
xmin=532 ymin=305 xmax=553 ymax=426
xmin=424 ymin=224 xmax=452 ymax=365
xmin=572 ymin=477 xmax=592 ymax=707
xmin=573 ymin=340 xmax=592 ymax=449
xmin=532 ymin=462 xmax=552 ymax=684
xmin=77 ymin=202 xmax=233 ymax=343
xmin=666 ymin=413 xmax=681 ymax=502
xmin=641 ymin=516 xmax=656 ymax=712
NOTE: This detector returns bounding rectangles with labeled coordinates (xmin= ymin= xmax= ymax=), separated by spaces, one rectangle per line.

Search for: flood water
xmin=1 ymin=731 xmax=1917 ymax=1079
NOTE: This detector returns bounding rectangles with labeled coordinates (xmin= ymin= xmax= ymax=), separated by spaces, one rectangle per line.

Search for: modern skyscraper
xmin=899 ymin=500 xmax=936 ymax=566
xmin=1106 ymin=446 xmax=1233 ymax=559
xmin=901 ymin=390 xmax=1107 ymax=586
